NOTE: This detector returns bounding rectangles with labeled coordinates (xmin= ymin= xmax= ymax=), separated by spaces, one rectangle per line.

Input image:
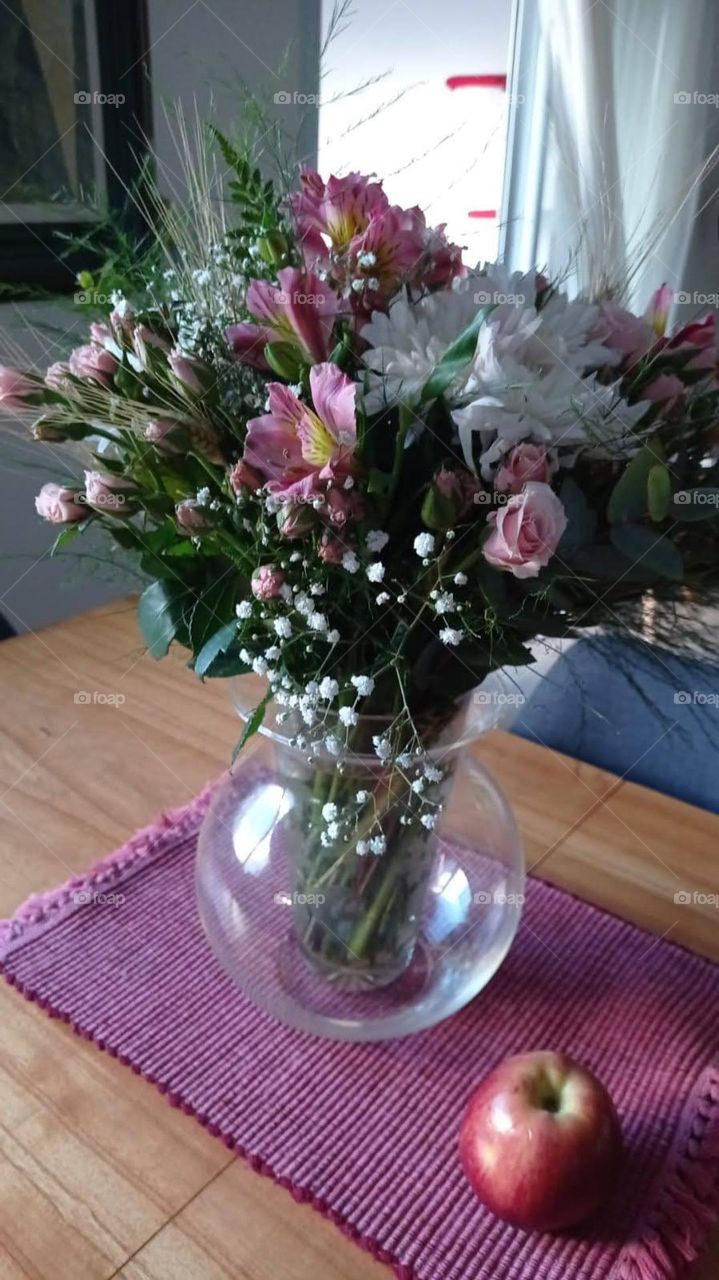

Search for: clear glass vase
xmin=195 ymin=682 xmax=525 ymax=1041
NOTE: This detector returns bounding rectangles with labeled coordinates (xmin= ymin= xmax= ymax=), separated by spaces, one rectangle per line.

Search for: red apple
xmin=459 ymin=1050 xmax=622 ymax=1232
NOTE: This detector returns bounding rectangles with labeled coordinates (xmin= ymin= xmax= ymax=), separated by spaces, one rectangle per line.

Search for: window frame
xmin=0 ymin=0 xmax=151 ymax=293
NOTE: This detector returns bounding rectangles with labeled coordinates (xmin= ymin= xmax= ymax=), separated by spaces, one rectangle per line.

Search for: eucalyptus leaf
xmin=647 ymin=463 xmax=672 ymax=522
xmin=607 ymin=442 xmax=665 ymax=524
xmin=610 ymin=523 xmax=683 ymax=580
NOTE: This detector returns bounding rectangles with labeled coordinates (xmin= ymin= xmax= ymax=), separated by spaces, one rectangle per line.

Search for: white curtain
xmin=502 ymin=0 xmax=719 ymax=311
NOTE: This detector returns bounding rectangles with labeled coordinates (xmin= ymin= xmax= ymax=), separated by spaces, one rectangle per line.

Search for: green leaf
xmin=194 ymin=620 xmax=240 ymax=677
xmin=609 ymin=523 xmax=683 ymax=580
xmin=264 ymin=341 xmax=304 ymax=381
xmin=137 ymin=579 xmax=190 ymax=659
xmin=51 ymin=526 xmax=79 ymax=555
xmin=647 ymin=463 xmax=672 ymax=522
xmin=670 ymin=488 xmax=719 ymax=521
xmin=232 ymin=691 xmax=271 ymax=763
xmin=607 ymin=442 xmax=665 ymax=523
xmin=420 ymin=304 xmax=496 ymax=403
xmin=185 ymin=579 xmax=238 ymax=654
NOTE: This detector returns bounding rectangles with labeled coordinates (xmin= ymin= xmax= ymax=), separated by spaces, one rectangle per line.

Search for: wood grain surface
xmin=0 ymin=600 xmax=717 ymax=1279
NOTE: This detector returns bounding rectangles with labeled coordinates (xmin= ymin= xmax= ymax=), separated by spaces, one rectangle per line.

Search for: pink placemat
xmin=2 ymin=781 xmax=719 ymax=1280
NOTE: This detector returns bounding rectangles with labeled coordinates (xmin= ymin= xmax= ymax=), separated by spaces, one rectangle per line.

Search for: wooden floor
xmin=1 ymin=600 xmax=717 ymax=1279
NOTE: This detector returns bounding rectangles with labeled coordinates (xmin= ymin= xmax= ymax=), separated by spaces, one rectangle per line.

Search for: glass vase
xmin=195 ymin=683 xmax=525 ymax=1041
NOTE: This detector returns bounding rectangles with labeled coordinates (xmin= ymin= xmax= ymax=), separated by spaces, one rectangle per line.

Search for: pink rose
xmin=483 ymin=482 xmax=567 ymax=579
xmin=68 ymin=344 xmax=118 ymax=384
xmin=0 ymin=364 xmax=36 ymax=411
xmin=229 ymin=459 xmax=263 ymax=495
xmin=34 ymin=482 xmax=85 ymax=525
xmin=175 ymin=499 xmax=210 ymax=533
xmin=89 ymin=320 xmax=113 ymax=347
xmin=434 ymin=466 xmax=480 ymax=514
xmin=276 ymin=502 xmax=316 ymax=539
xmin=494 ymin=444 xmax=557 ymax=494
xmin=251 ymin=564 xmax=285 ymax=599
xmin=83 ymin=470 xmax=135 ymax=515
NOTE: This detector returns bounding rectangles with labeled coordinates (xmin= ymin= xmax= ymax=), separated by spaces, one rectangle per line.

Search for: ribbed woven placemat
xmin=2 ymin=781 xmax=718 ymax=1280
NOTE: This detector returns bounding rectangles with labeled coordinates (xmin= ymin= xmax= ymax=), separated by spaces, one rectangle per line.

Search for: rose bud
xmin=169 ymin=349 xmax=206 ymax=393
xmin=251 ymin=564 xmax=286 ymax=600
xmin=0 ymin=365 xmax=37 ymax=412
xmin=89 ymin=320 xmax=113 ymax=347
xmin=277 ymin=502 xmax=316 ymax=539
xmin=229 ymin=459 xmax=263 ymax=495
xmin=175 ymin=498 xmax=211 ymax=533
xmin=68 ymin=344 xmax=118 ymax=385
xmin=35 ymin=482 xmax=85 ymax=525
xmin=318 ymin=532 xmax=345 ymax=564
xmin=31 ymin=416 xmax=67 ymax=443
xmin=83 ymin=469 xmax=136 ymax=516
xmin=144 ymin=419 xmax=184 ymax=453
xmin=495 ymin=443 xmax=558 ymax=495
xmin=45 ymin=362 xmax=72 ymax=391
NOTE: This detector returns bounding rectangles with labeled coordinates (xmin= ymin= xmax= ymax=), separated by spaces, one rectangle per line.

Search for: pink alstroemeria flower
xmin=289 ymin=168 xmax=389 ymax=262
xmin=226 ymin=267 xmax=338 ymax=369
xmin=243 ymin=363 xmax=357 ymax=500
xmin=646 ymin=283 xmax=675 ymax=338
xmin=668 ymin=314 xmax=717 ymax=375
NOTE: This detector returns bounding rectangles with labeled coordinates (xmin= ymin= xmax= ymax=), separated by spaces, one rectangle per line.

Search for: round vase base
xmin=195 ymin=767 xmax=524 ymax=1042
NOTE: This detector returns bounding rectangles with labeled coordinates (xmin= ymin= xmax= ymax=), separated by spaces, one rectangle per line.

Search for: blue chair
xmin=511 ymin=636 xmax=719 ymax=815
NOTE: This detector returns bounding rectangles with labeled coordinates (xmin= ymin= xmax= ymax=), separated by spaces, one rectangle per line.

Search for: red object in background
xmin=468 ymin=210 xmax=497 ymax=219
xmin=446 ymin=74 xmax=507 ymax=90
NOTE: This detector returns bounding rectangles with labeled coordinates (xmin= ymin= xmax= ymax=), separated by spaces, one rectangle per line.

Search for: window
xmin=0 ymin=0 xmax=150 ymax=291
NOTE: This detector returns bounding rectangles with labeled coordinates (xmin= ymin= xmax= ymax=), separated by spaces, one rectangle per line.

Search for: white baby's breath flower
xmin=356 ymin=790 xmax=369 ymax=803
xmin=274 ymin=617 xmax=292 ymax=638
xmin=308 ymin=611 xmax=328 ymax=632
xmin=324 ymin=735 xmax=342 ymax=756
xmin=356 ymin=839 xmax=369 ymax=855
xmin=252 ymin=657 xmax=268 ymax=675
xmin=369 ymin=835 xmax=386 ymax=855
xmin=454 ymin=572 xmax=468 ymax=586
xmin=342 ymin=551 xmax=360 ymax=573
xmin=339 ymin=705 xmax=359 ymax=727
xmin=372 ymin=735 xmax=391 ymax=761
xmin=413 ymin=533 xmax=435 ymax=558
xmin=326 ymin=629 xmax=340 ymax=644
xmin=265 ymin=645 xmax=280 ymax=660
xmin=366 ymin=562 xmax=385 ymax=583
xmin=375 ymin=592 xmax=390 ymax=605
xmin=326 ymin=821 xmax=340 ymax=839
xmin=420 ymin=813 xmax=437 ymax=830
xmin=319 ymin=677 xmax=339 ymax=700
xmin=366 ymin=529 xmax=389 ymax=553
xmin=322 ymin=802 xmax=338 ymax=821
xmin=411 ymin=777 xmax=426 ymax=794
xmin=439 ymin=627 xmax=464 ymax=646
xmin=235 ymin=600 xmax=252 ymax=619
xmin=434 ymin=591 xmax=456 ymax=615
xmin=351 ymin=675 xmax=375 ymax=697
xmin=424 ymin=764 xmax=444 ymax=783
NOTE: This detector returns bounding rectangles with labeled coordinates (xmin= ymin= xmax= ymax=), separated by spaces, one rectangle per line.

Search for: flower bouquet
xmin=6 ymin=133 xmax=719 ymax=998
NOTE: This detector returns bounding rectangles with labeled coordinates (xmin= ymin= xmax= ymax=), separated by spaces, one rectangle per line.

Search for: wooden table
xmin=1 ymin=601 xmax=718 ymax=1280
